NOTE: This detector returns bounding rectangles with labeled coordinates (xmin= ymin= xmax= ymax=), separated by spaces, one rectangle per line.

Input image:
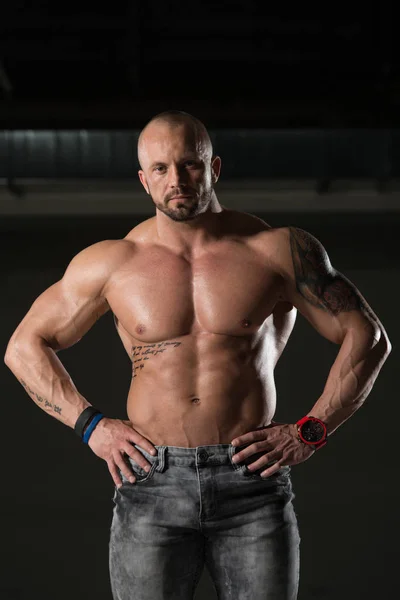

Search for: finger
xmin=124 ymin=445 xmax=153 ymax=472
xmin=114 ymin=451 xmax=137 ymax=484
xmin=231 ymin=429 xmax=265 ymax=447
xmin=259 ymin=459 xmax=284 ymax=478
xmin=247 ymin=452 xmax=278 ymax=471
xmin=129 ymin=432 xmax=157 ymax=457
xmin=232 ymin=441 xmax=272 ymax=463
xmin=107 ymin=460 xmax=125 ymax=488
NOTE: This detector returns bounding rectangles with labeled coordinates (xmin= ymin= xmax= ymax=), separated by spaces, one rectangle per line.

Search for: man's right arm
xmin=4 ymin=240 xmax=118 ymax=430
xmin=5 ymin=238 xmax=158 ymax=486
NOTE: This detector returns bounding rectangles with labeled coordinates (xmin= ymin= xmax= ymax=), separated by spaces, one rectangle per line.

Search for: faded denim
xmin=109 ymin=443 xmax=300 ymax=600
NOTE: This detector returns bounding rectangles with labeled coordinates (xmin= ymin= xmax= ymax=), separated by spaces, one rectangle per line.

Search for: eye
xmin=154 ymin=165 xmax=166 ymax=173
xmin=185 ymin=160 xmax=197 ymax=167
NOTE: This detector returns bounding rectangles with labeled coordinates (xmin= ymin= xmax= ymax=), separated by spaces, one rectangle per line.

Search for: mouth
xmin=170 ymin=195 xmax=191 ymax=200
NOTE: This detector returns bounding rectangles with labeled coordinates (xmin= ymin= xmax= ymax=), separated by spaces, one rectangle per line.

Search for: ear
xmin=138 ymin=170 xmax=150 ymax=194
xmin=211 ymin=156 xmax=222 ymax=184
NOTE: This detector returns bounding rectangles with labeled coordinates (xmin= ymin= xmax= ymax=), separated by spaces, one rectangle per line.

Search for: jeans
xmin=109 ymin=443 xmax=300 ymax=600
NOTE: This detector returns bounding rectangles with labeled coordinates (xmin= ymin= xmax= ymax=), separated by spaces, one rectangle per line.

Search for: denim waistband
xmin=133 ymin=442 xmax=290 ymax=475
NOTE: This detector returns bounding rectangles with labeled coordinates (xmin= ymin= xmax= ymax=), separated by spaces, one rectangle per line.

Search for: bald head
xmin=137 ymin=110 xmax=221 ymax=222
xmin=137 ymin=110 xmax=213 ymax=170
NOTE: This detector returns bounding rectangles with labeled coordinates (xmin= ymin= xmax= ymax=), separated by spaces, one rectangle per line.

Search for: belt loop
xmin=155 ymin=446 xmax=166 ymax=472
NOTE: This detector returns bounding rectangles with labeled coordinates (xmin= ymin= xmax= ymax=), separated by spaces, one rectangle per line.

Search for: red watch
xmin=296 ymin=416 xmax=328 ymax=450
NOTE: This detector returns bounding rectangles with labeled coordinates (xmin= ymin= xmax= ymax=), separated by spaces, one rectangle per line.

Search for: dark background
xmin=0 ymin=2 xmax=398 ymax=129
xmin=1 ymin=3 xmax=398 ymax=600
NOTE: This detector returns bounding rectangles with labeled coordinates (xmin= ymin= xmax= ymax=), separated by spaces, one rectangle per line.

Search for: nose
xmin=168 ymin=164 xmax=188 ymax=189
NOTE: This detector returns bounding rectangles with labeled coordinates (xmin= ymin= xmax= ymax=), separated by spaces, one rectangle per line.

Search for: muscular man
xmin=5 ymin=111 xmax=391 ymax=600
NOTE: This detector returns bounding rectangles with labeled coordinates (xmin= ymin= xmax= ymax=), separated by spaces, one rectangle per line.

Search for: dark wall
xmin=2 ymin=212 xmax=397 ymax=600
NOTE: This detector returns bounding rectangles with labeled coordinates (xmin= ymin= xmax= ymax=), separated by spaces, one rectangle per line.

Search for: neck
xmin=155 ymin=191 xmax=224 ymax=254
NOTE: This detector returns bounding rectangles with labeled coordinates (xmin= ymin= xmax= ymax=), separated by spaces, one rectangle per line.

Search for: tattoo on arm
xmin=131 ymin=341 xmax=182 ymax=378
xmin=289 ymin=227 xmax=371 ymax=317
xmin=19 ymin=379 xmax=62 ymax=414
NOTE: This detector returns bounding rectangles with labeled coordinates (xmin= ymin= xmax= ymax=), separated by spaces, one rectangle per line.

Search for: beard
xmin=152 ymin=186 xmax=213 ymax=222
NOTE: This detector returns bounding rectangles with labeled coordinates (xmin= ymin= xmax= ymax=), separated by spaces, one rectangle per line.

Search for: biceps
xmin=285 ymin=227 xmax=381 ymax=342
xmin=13 ymin=281 xmax=109 ymax=350
xmin=288 ymin=271 xmax=380 ymax=344
xmin=296 ymin=269 xmax=361 ymax=316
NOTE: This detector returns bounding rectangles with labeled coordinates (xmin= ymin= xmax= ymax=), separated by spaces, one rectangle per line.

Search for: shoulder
xmin=278 ymin=226 xmax=332 ymax=268
xmin=66 ymin=217 xmax=157 ymax=277
xmin=67 ymin=238 xmax=137 ymax=270
xmin=264 ymin=225 xmax=328 ymax=251
xmin=62 ymin=238 xmax=137 ymax=298
xmin=221 ymin=212 xmax=321 ymax=244
xmin=266 ymin=226 xmax=335 ymax=288
xmin=123 ymin=216 xmax=157 ymax=243
xmin=248 ymin=224 xmax=333 ymax=276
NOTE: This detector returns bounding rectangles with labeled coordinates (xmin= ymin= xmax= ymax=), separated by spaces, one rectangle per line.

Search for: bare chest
xmin=105 ymin=242 xmax=283 ymax=342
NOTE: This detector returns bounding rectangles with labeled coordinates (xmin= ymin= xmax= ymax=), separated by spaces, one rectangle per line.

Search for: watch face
xmin=301 ymin=420 xmax=325 ymax=443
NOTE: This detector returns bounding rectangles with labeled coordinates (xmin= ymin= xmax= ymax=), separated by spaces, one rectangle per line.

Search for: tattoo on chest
xmin=289 ymin=227 xmax=362 ymax=315
xmin=131 ymin=341 xmax=182 ymax=378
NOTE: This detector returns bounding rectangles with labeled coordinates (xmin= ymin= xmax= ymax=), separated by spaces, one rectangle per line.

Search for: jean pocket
xmin=241 ymin=464 xmax=291 ymax=482
xmin=229 ymin=446 xmax=290 ymax=482
xmin=120 ymin=455 xmax=158 ymax=485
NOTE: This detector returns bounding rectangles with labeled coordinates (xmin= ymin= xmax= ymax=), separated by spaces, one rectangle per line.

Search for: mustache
xmin=166 ymin=190 xmax=197 ymax=201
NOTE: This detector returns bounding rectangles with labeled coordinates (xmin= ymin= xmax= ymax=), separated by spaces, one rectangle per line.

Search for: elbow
xmin=4 ymin=331 xmax=46 ymax=369
xmin=4 ymin=347 xmax=18 ymax=372
xmin=382 ymin=332 xmax=392 ymax=358
xmin=376 ymin=326 xmax=392 ymax=360
xmin=4 ymin=339 xmax=25 ymax=371
xmin=4 ymin=334 xmax=19 ymax=368
xmin=4 ymin=350 xmax=12 ymax=368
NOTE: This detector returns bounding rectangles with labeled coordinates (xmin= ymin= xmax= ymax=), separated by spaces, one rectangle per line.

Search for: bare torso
xmin=103 ymin=209 xmax=297 ymax=447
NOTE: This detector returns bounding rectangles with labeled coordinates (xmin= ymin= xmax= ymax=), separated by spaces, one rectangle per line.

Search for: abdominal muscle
xmin=125 ymin=332 xmax=276 ymax=447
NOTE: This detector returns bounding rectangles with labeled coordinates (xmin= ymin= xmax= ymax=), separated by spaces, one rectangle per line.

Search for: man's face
xmin=138 ymin=122 xmax=220 ymax=222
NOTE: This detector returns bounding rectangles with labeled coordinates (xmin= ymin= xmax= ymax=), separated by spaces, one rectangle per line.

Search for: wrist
xmin=86 ymin=416 xmax=106 ymax=445
xmin=296 ymin=415 xmax=328 ymax=450
xmin=82 ymin=413 xmax=105 ymax=444
xmin=74 ymin=406 xmax=106 ymax=444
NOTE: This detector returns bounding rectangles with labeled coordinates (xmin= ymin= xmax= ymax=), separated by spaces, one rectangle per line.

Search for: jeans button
xmin=198 ymin=450 xmax=208 ymax=462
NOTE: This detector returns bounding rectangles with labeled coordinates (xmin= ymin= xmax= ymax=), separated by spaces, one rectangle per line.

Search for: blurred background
xmin=1 ymin=3 xmax=397 ymax=599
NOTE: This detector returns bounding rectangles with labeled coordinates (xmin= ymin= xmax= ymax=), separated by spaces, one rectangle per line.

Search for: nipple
xmin=241 ymin=319 xmax=251 ymax=328
xmin=136 ymin=324 xmax=146 ymax=335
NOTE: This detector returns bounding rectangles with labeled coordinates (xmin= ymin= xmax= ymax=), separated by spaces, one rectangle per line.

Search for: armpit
xmin=272 ymin=300 xmax=297 ymax=345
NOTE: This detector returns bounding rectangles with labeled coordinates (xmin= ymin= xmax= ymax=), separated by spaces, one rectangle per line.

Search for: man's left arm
xmin=231 ymin=226 xmax=392 ymax=476
xmin=280 ymin=226 xmax=392 ymax=435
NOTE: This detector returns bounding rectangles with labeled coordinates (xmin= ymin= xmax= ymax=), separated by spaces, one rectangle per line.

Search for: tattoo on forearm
xmin=19 ymin=379 xmax=63 ymax=414
xmin=289 ymin=227 xmax=363 ymax=316
xmin=131 ymin=341 xmax=182 ymax=378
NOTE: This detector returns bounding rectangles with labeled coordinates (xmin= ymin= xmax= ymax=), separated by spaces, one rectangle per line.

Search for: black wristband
xmin=74 ymin=407 xmax=101 ymax=439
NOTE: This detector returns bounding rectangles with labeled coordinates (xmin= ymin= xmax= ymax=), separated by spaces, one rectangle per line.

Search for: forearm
xmin=4 ymin=335 xmax=92 ymax=429
xmin=307 ymin=327 xmax=391 ymax=435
